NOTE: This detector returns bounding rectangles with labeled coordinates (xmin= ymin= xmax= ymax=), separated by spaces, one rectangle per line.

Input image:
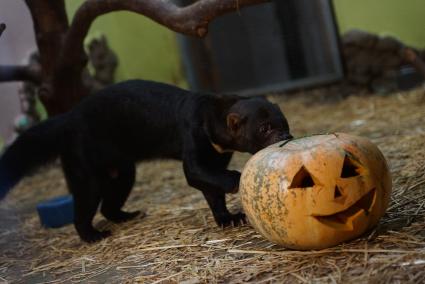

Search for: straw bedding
xmin=1 ymin=87 xmax=424 ymax=283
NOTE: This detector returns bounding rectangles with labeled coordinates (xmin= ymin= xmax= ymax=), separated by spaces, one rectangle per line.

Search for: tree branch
xmin=61 ymin=0 xmax=270 ymax=66
xmin=0 ymin=65 xmax=41 ymax=83
xmin=24 ymin=0 xmax=69 ymax=79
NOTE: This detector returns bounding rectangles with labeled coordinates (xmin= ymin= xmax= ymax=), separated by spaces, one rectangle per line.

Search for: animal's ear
xmin=226 ymin=113 xmax=242 ymax=134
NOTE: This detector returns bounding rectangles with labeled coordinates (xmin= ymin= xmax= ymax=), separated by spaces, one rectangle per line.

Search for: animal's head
xmin=226 ymin=97 xmax=292 ymax=154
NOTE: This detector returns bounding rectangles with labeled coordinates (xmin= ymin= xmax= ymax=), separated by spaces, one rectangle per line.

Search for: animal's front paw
xmin=215 ymin=212 xmax=247 ymax=228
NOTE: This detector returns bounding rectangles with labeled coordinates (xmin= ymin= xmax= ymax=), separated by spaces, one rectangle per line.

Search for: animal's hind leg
xmin=100 ymin=162 xmax=141 ymax=223
xmin=61 ymin=154 xmax=111 ymax=243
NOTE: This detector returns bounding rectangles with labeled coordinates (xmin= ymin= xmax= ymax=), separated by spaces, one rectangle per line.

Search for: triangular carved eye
xmin=334 ymin=186 xmax=343 ymax=198
xmin=289 ymin=166 xmax=315 ymax=188
xmin=340 ymin=153 xmax=362 ymax=178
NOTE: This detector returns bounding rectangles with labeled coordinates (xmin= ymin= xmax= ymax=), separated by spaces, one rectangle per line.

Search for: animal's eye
xmin=259 ymin=123 xmax=271 ymax=133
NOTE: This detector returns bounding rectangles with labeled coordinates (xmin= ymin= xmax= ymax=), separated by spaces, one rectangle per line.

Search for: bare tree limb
xmin=25 ymin=0 xmax=69 ymax=80
xmin=24 ymin=0 xmax=75 ymax=115
xmin=49 ymin=0 xmax=270 ymax=115
xmin=61 ymin=0 xmax=270 ymax=66
xmin=0 ymin=23 xmax=5 ymax=38
xmin=0 ymin=65 xmax=41 ymax=83
xmin=1 ymin=0 xmax=270 ymax=114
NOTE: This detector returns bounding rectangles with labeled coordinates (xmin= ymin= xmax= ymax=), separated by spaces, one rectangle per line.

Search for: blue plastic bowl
xmin=36 ymin=195 xmax=74 ymax=228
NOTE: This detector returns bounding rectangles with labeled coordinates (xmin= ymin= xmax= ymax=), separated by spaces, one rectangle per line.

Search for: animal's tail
xmin=0 ymin=114 xmax=68 ymax=199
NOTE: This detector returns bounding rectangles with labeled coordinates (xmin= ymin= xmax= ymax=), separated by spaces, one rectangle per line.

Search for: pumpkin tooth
xmin=356 ymin=188 xmax=376 ymax=212
xmin=334 ymin=186 xmax=343 ymax=199
xmin=313 ymin=188 xmax=376 ymax=229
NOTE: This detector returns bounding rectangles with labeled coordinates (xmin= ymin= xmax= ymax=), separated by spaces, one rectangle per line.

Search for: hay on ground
xmin=1 ymin=87 xmax=425 ymax=283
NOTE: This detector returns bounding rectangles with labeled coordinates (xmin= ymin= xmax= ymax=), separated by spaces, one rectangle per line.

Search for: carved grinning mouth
xmin=313 ymin=188 xmax=376 ymax=230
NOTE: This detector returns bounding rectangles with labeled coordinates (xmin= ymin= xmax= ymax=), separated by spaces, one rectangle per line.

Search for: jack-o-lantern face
xmin=240 ymin=133 xmax=392 ymax=250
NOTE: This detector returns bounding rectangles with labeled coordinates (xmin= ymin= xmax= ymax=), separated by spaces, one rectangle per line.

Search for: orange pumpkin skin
xmin=240 ymin=133 xmax=392 ymax=250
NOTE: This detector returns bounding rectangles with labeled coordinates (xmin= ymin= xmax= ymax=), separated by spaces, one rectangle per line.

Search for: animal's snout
xmin=280 ymin=133 xmax=293 ymax=141
xmin=266 ymin=132 xmax=293 ymax=147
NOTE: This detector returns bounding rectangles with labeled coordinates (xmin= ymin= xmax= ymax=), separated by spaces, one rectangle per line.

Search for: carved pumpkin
xmin=240 ymin=133 xmax=392 ymax=250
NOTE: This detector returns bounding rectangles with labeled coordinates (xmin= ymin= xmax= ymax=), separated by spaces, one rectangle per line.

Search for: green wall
xmin=334 ymin=0 xmax=425 ymax=48
xmin=66 ymin=1 xmax=425 ymax=85
xmin=66 ymin=2 xmax=187 ymax=87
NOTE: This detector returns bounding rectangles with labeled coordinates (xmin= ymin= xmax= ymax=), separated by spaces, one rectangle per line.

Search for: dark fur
xmin=0 ymin=80 xmax=291 ymax=242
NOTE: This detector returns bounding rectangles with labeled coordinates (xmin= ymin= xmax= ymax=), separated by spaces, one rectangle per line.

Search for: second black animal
xmin=0 ymin=80 xmax=292 ymax=242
